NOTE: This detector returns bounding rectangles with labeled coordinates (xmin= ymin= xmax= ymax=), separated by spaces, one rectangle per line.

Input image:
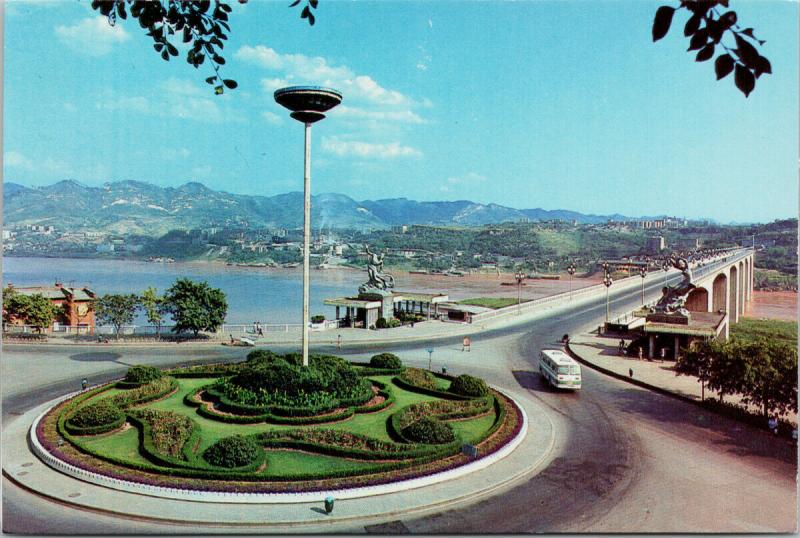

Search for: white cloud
xmin=262 ymin=111 xmax=283 ymax=125
xmin=4 ymin=150 xmax=33 ymax=169
xmin=191 ymin=165 xmax=213 ymax=178
xmin=55 ymin=16 xmax=130 ymax=57
xmin=446 ymin=172 xmax=487 ymax=185
xmin=334 ymin=106 xmax=424 ymax=125
xmin=95 ymin=78 xmax=237 ymax=123
xmin=237 ymin=45 xmax=416 ymax=108
xmin=322 ymin=137 xmax=422 ymax=159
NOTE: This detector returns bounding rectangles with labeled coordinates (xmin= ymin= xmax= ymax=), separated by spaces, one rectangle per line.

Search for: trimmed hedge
xmin=123 ymin=365 xmax=163 ymax=385
xmin=369 ymin=353 xmax=403 ymax=370
xmin=392 ymin=375 xmax=468 ymax=401
xmin=110 ymin=377 xmax=178 ymax=409
xmin=397 ymin=368 xmax=439 ymax=391
xmin=129 ymin=408 xmax=195 ymax=460
xmin=65 ymin=401 xmax=125 ymax=435
xmin=402 ymin=417 xmax=455 ymax=444
xmin=203 ymin=435 xmax=263 ymax=468
xmin=449 ymin=374 xmax=490 ymax=397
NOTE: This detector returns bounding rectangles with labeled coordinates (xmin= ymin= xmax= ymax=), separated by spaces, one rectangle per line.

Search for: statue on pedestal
xmin=651 ymin=256 xmax=695 ymax=317
xmin=359 ymin=244 xmax=395 ymax=294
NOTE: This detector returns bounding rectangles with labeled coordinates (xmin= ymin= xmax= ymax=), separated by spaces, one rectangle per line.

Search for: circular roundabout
xmin=31 ymin=351 xmax=527 ymax=503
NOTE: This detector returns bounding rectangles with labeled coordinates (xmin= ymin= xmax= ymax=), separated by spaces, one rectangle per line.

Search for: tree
xmin=162 ymin=278 xmax=228 ymax=336
xmin=90 ymin=0 xmax=318 ymax=93
xmin=675 ymin=339 xmax=715 ymax=401
xmin=652 ymin=1 xmax=771 ymax=97
xmin=738 ymin=338 xmax=798 ymax=418
xmin=96 ymin=294 xmax=141 ymax=339
xmin=140 ymin=287 xmax=168 ymax=338
xmin=2 ymin=288 xmax=58 ymax=333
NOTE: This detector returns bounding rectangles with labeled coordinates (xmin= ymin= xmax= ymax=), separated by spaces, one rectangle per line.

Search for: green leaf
xmin=734 ymin=33 xmax=760 ymax=69
xmin=167 ymin=43 xmax=179 ymax=57
xmin=734 ymin=63 xmax=755 ymax=97
xmin=753 ymin=55 xmax=772 ymax=78
xmin=223 ymin=79 xmax=238 ymax=89
xmin=714 ymin=53 xmax=735 ymax=80
xmin=212 ymin=54 xmax=226 ymax=65
xmin=652 ymin=6 xmax=676 ymax=42
xmin=695 ymin=43 xmax=715 ymax=62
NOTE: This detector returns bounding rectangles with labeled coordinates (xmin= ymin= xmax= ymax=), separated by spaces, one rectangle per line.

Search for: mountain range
xmin=4 ymin=179 xmax=649 ymax=235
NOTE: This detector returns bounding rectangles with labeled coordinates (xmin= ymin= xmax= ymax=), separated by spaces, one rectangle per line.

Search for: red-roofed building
xmin=4 ymin=282 xmax=96 ymax=332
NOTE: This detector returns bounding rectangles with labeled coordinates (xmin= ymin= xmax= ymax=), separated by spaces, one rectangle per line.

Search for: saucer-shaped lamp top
xmin=274 ymin=86 xmax=342 ymax=124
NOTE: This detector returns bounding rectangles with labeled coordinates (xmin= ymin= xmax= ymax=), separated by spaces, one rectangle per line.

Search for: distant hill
xmin=4 ymin=179 xmax=650 ymax=235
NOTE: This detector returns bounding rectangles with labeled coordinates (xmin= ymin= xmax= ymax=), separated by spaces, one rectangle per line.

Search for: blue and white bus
xmin=539 ymin=349 xmax=582 ymax=390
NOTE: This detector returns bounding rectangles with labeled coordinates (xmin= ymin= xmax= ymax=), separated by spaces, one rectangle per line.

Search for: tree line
xmin=3 ymin=278 xmax=227 ymax=338
xmin=676 ymin=337 xmax=797 ymax=420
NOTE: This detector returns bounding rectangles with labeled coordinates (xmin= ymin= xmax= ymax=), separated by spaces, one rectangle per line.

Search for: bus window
xmin=557 ymin=366 xmax=569 ymax=374
xmin=570 ymin=366 xmax=580 ymax=375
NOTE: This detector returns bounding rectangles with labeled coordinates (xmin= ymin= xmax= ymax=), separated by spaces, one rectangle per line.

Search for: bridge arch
xmin=685 ymin=287 xmax=710 ymax=312
xmin=729 ymin=265 xmax=739 ymax=323
xmin=712 ymin=273 xmax=727 ymax=312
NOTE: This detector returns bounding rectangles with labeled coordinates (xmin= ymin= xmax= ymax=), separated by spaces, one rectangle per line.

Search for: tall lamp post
xmin=602 ymin=262 xmax=613 ymax=323
xmin=515 ymin=270 xmax=525 ymax=315
xmin=639 ymin=264 xmax=648 ymax=305
xmin=274 ymin=86 xmax=342 ymax=367
xmin=567 ymin=262 xmax=576 ymax=301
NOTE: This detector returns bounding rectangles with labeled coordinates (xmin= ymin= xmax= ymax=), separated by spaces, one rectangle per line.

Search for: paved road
xmin=3 ymin=275 xmax=796 ymax=533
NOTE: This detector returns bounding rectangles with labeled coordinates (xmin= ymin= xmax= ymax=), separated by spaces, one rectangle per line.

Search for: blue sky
xmin=3 ymin=0 xmax=798 ymax=223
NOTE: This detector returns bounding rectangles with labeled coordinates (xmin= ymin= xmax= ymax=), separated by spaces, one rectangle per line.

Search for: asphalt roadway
xmin=2 ymin=276 xmax=797 ymax=534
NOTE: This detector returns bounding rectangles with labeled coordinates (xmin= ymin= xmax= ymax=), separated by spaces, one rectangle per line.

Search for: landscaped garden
xmin=36 ymin=351 xmax=522 ymax=493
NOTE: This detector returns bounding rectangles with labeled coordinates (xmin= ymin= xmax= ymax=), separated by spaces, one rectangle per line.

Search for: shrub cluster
xmin=311 ymin=315 xmax=325 ymax=323
xmin=111 ymin=377 xmax=177 ymax=408
xmin=203 ymin=435 xmax=262 ymax=468
xmin=130 ymin=408 xmax=195 ymax=459
xmin=225 ymin=353 xmax=372 ymax=409
xmin=398 ymin=368 xmax=439 ymax=391
xmin=67 ymin=401 xmax=124 ymax=430
xmin=449 ymin=374 xmax=490 ymax=397
xmin=369 ymin=353 xmax=403 ymax=370
xmin=401 ymin=417 xmax=455 ymax=444
xmin=123 ymin=365 xmax=163 ymax=385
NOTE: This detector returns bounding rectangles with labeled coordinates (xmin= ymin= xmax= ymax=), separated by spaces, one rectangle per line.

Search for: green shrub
xmin=401 ymin=417 xmax=455 ymax=444
xmin=130 ymin=408 xmax=195 ymax=459
xmin=123 ymin=365 xmax=163 ymax=385
xmin=68 ymin=401 xmax=124 ymax=429
xmin=399 ymin=368 xmax=439 ymax=391
xmin=375 ymin=317 xmax=388 ymax=329
xmin=110 ymin=377 xmax=176 ymax=408
xmin=370 ymin=353 xmax=403 ymax=370
xmin=203 ymin=435 xmax=262 ymax=468
xmin=246 ymin=349 xmax=280 ymax=364
xmin=387 ymin=318 xmax=401 ymax=328
xmin=449 ymin=374 xmax=490 ymax=397
xmin=311 ymin=315 xmax=325 ymax=323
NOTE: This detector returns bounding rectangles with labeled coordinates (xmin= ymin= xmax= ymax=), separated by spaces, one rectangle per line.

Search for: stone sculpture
xmin=651 ymin=256 xmax=695 ymax=316
xmin=359 ymin=244 xmax=395 ymax=294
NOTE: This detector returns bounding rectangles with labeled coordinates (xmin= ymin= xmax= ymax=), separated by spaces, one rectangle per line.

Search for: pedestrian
xmin=629 ymin=368 xmax=633 ymax=378
xmin=768 ymin=416 xmax=778 ymax=435
xmin=337 ymin=334 xmax=342 ymax=350
xmin=638 ymin=347 xmax=643 ymax=361
xmin=230 ymin=334 xmax=234 ymax=344
xmin=81 ymin=378 xmax=88 ymax=391
xmin=660 ymin=347 xmax=667 ymax=362
xmin=618 ymin=339 xmax=626 ymax=356
xmin=562 ymin=334 xmax=570 ymax=344
xmin=257 ymin=322 xmax=264 ymax=337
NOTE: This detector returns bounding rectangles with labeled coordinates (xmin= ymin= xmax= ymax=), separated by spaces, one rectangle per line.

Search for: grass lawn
xmin=260 ymin=450 xmax=388 ymax=477
xmin=449 ymin=412 xmax=497 ymax=444
xmin=79 ymin=425 xmax=150 ymax=465
xmin=732 ymin=318 xmax=797 ymax=346
xmin=458 ymin=297 xmax=524 ymax=309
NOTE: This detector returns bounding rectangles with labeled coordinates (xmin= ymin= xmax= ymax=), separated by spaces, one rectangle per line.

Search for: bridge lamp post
xmin=601 ymin=263 xmax=613 ymax=323
xmin=515 ymin=270 xmax=525 ymax=315
xmin=274 ymin=86 xmax=342 ymax=367
xmin=639 ymin=265 xmax=648 ymax=305
xmin=566 ymin=262 xmax=576 ymax=301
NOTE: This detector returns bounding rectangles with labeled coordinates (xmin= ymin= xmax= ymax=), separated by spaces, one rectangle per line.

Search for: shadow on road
xmin=606 ymin=384 xmax=797 ymax=465
xmin=512 ymin=369 xmax=557 ymax=394
xmin=68 ymin=352 xmax=130 ymax=366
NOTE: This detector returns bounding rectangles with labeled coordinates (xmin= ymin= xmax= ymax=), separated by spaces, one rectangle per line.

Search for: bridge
xmin=682 ymin=247 xmax=755 ymax=339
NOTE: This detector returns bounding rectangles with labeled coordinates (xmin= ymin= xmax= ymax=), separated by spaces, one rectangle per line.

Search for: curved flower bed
xmin=34 ymin=353 xmax=524 ymax=493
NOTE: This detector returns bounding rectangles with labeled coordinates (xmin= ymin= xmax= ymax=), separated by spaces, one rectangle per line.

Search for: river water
xmin=2 ymin=257 xmax=368 ymax=325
